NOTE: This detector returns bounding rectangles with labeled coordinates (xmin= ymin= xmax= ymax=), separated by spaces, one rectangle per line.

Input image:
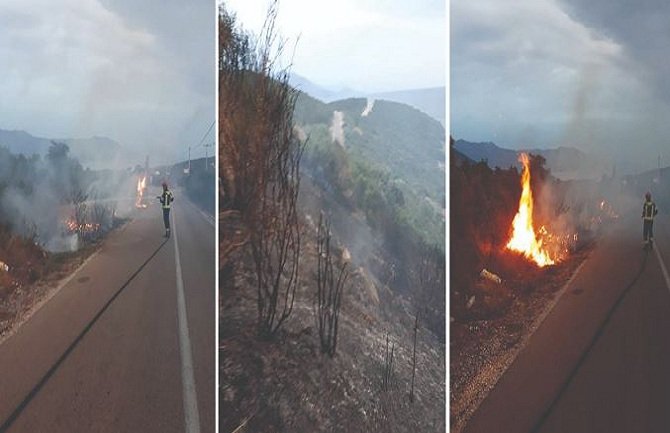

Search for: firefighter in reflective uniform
xmin=157 ymin=182 xmax=174 ymax=237
xmin=643 ymin=191 xmax=658 ymax=247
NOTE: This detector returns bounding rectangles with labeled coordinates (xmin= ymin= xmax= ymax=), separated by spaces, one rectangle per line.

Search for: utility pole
xmin=204 ymin=143 xmax=213 ymax=171
xmin=188 ymin=146 xmax=191 ymax=174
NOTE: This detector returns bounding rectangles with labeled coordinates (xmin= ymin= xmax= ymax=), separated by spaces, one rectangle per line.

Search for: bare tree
xmin=252 ymin=131 xmax=304 ymax=338
xmin=382 ymin=333 xmax=396 ymax=392
xmin=220 ymin=3 xmax=305 ymax=339
xmin=91 ymin=202 xmax=114 ymax=234
xmin=410 ymin=311 xmax=419 ymax=403
xmin=315 ymin=213 xmax=348 ymax=357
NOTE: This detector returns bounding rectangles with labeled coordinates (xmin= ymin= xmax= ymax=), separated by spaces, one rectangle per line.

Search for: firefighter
xmin=643 ymin=191 xmax=658 ymax=248
xmin=157 ymin=182 xmax=174 ymax=237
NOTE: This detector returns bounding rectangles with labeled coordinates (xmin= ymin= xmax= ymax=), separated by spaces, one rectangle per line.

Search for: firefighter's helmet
xmin=646 ymin=192 xmax=652 ymax=200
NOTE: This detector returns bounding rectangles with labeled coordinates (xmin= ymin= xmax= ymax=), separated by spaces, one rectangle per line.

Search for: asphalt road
xmin=464 ymin=210 xmax=670 ymax=433
xmin=0 ymin=188 xmax=215 ymax=433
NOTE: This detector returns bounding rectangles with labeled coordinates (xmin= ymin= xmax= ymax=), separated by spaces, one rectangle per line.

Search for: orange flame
xmin=64 ymin=217 xmax=100 ymax=234
xmin=135 ymin=175 xmax=147 ymax=208
xmin=506 ymin=153 xmax=555 ymax=267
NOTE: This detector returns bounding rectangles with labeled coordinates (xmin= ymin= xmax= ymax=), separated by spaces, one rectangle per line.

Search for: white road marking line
xmin=653 ymin=242 xmax=670 ymax=292
xmin=185 ymin=198 xmax=215 ymax=228
xmin=172 ymin=212 xmax=202 ymax=433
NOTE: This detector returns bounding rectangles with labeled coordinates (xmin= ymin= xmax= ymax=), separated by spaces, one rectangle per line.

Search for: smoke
xmin=329 ymin=110 xmax=345 ymax=148
xmin=560 ymin=63 xmax=600 ymax=153
xmin=361 ymin=98 xmax=375 ymax=117
xmin=0 ymin=143 xmax=137 ymax=252
xmin=535 ymin=168 xmax=627 ymax=259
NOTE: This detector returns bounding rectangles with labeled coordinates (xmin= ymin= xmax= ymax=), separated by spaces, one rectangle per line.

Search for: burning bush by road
xmin=451 ymin=139 xmax=618 ymax=318
xmin=0 ymin=143 xmax=127 ymax=253
xmin=0 ymin=143 xmax=138 ymax=340
xmin=450 ymin=137 xmax=620 ymax=431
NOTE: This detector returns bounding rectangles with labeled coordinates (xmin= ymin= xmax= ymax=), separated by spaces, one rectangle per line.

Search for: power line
xmin=192 ymin=120 xmax=215 ymax=150
xmin=188 ymin=120 xmax=215 ymax=174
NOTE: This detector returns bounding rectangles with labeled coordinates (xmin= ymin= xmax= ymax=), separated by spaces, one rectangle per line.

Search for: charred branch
xmin=314 ymin=212 xmax=348 ymax=357
xmin=382 ymin=333 xmax=396 ymax=392
xmin=410 ymin=311 xmax=419 ymax=403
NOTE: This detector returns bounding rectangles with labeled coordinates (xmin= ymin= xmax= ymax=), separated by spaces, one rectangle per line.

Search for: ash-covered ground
xmin=221 ymin=181 xmax=446 ymax=433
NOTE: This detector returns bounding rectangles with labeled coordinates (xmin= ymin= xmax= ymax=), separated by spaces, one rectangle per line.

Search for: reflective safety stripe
xmin=162 ymin=191 xmax=173 ymax=209
xmin=643 ymin=202 xmax=656 ymax=219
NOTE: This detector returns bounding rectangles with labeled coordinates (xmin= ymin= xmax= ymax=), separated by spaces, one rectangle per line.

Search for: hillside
xmin=221 ymin=8 xmax=446 ymax=429
xmin=0 ymin=129 xmax=135 ymax=169
xmin=0 ymin=129 xmax=51 ymax=156
xmin=453 ymin=139 xmax=610 ymax=180
xmin=222 ymin=172 xmax=446 ymax=432
xmin=295 ymin=94 xmax=445 ymax=245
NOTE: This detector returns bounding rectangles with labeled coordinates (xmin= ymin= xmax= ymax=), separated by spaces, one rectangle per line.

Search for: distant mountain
xmin=290 ymin=74 xmax=445 ymax=125
xmin=370 ymin=87 xmax=445 ymax=126
xmin=453 ymin=139 xmax=611 ymax=180
xmin=0 ymin=129 xmax=52 ymax=156
xmin=289 ymin=73 xmax=362 ymax=103
xmin=0 ymin=129 xmax=136 ymax=169
xmin=450 ymin=139 xmax=474 ymax=167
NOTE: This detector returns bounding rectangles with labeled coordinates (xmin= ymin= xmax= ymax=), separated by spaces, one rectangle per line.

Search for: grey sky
xmin=222 ymin=0 xmax=445 ymax=93
xmin=452 ymin=0 xmax=670 ymax=174
xmin=0 ymin=0 xmax=215 ymax=165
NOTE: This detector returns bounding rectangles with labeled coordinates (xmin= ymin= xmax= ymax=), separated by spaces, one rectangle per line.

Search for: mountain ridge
xmin=454 ymin=138 xmax=611 ymax=180
xmin=290 ymin=73 xmax=445 ymax=125
xmin=0 ymin=129 xmax=138 ymax=169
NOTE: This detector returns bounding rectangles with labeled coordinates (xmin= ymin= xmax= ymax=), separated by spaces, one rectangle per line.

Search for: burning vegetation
xmin=506 ymin=153 xmax=557 ymax=267
xmin=63 ymin=218 xmax=100 ymax=236
xmin=135 ymin=175 xmax=148 ymax=208
xmin=0 ymin=142 xmax=123 ymax=253
xmin=0 ymin=143 xmax=131 ymax=337
xmin=505 ymin=153 xmax=580 ymax=267
xmin=450 ymin=137 xmax=620 ymax=431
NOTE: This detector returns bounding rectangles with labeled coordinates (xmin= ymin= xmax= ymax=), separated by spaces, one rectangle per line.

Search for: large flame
xmin=506 ymin=153 xmax=555 ymax=267
xmin=135 ymin=175 xmax=147 ymax=208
